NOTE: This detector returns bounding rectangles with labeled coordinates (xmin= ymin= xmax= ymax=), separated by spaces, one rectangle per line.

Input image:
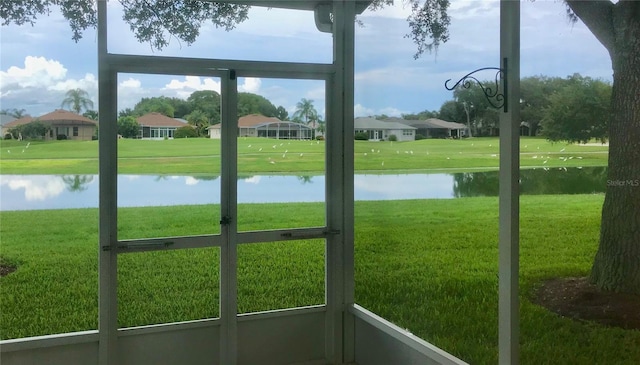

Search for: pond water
xmin=0 ymin=167 xmax=607 ymax=211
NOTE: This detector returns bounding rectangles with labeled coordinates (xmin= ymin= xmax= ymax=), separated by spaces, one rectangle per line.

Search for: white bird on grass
xmin=381 ymin=161 xmax=384 ymax=166
xmin=258 ymin=148 xmax=263 ymax=151
xmin=248 ymin=145 xmax=252 ymax=148
xmin=300 ymin=153 xmax=304 ymax=157
xmin=560 ymin=148 xmax=566 ymax=152
xmin=282 ymin=154 xmax=286 ymax=158
xmin=543 ymin=160 xmax=548 ymax=164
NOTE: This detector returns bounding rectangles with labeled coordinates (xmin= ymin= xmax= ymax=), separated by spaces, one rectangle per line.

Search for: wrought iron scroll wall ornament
xmin=445 ymin=57 xmax=509 ymax=113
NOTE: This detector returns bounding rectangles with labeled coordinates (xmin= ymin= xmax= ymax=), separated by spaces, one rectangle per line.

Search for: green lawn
xmin=0 ymin=137 xmax=608 ymax=174
xmin=1 ymin=195 xmax=639 ymax=364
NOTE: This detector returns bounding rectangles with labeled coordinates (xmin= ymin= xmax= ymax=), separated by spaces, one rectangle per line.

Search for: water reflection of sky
xmin=0 ymin=174 xmax=456 ymax=211
xmin=0 ymin=168 xmax=606 ymax=211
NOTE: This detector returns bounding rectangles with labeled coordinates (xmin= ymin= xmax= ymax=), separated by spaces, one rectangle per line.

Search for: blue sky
xmin=0 ymin=0 xmax=612 ymax=119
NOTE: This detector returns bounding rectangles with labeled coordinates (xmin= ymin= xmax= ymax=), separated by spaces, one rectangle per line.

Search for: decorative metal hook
xmin=444 ymin=58 xmax=508 ymax=112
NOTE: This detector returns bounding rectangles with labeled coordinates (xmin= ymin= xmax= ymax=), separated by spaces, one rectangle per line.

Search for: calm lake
xmin=0 ymin=167 xmax=607 ymax=211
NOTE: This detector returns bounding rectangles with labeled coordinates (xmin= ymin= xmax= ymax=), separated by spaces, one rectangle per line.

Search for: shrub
xmin=56 ymin=134 xmax=67 ymax=140
xmin=355 ymin=132 xmax=369 ymax=141
xmin=174 ymin=126 xmax=198 ymax=138
xmin=4 ymin=133 xmax=12 ymax=140
xmin=315 ymin=135 xmax=325 ymax=141
xmin=388 ymin=134 xmax=397 ymax=142
xmin=415 ymin=134 xmax=426 ymax=140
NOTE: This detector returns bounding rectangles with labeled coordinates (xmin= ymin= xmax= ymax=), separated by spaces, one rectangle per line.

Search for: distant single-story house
xmin=2 ymin=109 xmax=97 ymax=141
xmin=137 ymin=113 xmax=188 ymax=139
xmin=208 ymin=114 xmax=313 ymax=140
xmin=386 ymin=117 xmax=469 ymax=138
xmin=354 ymin=117 xmax=416 ymax=141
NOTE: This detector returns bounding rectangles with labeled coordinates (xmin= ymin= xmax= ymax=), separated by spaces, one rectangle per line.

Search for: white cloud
xmin=164 ymin=76 xmax=222 ymax=95
xmin=0 ymin=56 xmax=98 ymax=115
xmin=354 ymin=104 xmax=374 ymax=117
xmin=49 ymin=73 xmax=97 ymax=92
xmin=0 ymin=56 xmax=67 ymax=92
xmin=378 ymin=107 xmax=406 ymax=117
xmin=238 ymin=77 xmax=261 ymax=93
xmin=119 ymin=78 xmax=141 ymax=88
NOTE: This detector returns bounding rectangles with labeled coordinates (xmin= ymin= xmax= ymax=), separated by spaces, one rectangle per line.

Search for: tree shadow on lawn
xmin=532 ymin=277 xmax=640 ymax=330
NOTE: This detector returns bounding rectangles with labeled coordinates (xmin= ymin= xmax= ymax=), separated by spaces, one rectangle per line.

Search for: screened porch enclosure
xmin=0 ymin=1 xmax=521 ymax=364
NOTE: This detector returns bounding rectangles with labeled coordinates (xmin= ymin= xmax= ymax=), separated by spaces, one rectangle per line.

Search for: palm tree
xmin=61 ymin=88 xmax=94 ymax=114
xmin=1 ymin=108 xmax=27 ymax=119
xmin=293 ymin=98 xmax=318 ymax=139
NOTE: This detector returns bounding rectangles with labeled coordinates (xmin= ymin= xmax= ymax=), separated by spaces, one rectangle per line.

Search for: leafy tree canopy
xmin=542 ymin=74 xmax=611 ymax=144
xmin=187 ymin=90 xmax=221 ymax=124
xmin=133 ymin=97 xmax=175 ymax=117
xmin=402 ymin=109 xmax=438 ymax=120
xmin=9 ymin=120 xmax=49 ymax=140
xmin=117 ymin=115 xmax=139 ymax=138
xmin=238 ymin=92 xmax=277 ymax=117
xmin=276 ymin=106 xmax=289 ymax=121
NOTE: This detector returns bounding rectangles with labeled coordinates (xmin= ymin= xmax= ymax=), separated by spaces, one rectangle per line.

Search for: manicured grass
xmin=1 ymin=195 xmax=638 ymax=364
xmin=0 ymin=137 xmax=608 ymax=174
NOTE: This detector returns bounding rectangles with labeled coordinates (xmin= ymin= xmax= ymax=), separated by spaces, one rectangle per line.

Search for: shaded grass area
xmin=0 ymin=137 xmax=608 ymax=174
xmin=1 ymin=195 xmax=639 ymax=364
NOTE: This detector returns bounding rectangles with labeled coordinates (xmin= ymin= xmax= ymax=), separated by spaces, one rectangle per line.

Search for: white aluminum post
xmin=97 ymin=1 xmax=118 ymax=364
xmin=499 ymin=1 xmax=520 ymax=364
xmin=326 ymin=0 xmax=356 ymax=363
xmin=220 ymin=70 xmax=239 ymax=365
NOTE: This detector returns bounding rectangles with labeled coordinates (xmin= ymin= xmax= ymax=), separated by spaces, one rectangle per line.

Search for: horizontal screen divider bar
xmin=107 ymin=53 xmax=333 ymax=80
xmin=113 ymin=234 xmax=222 ymax=253
xmin=237 ymin=227 xmax=336 ymax=244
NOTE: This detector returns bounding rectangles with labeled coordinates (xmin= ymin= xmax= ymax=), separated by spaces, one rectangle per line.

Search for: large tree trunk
xmin=568 ymin=0 xmax=640 ymax=294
